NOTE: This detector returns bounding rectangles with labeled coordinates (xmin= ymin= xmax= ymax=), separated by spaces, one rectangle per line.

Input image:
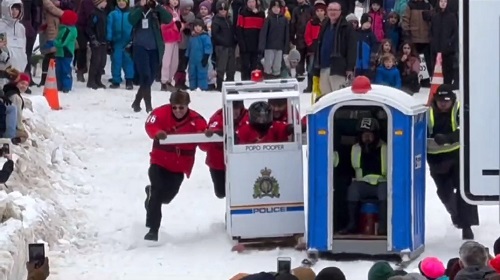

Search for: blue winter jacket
xmin=356 ymin=29 xmax=378 ymax=70
xmin=106 ymin=7 xmax=133 ymax=44
xmin=374 ymin=66 xmax=401 ymax=88
xmin=186 ymin=32 xmax=213 ymax=63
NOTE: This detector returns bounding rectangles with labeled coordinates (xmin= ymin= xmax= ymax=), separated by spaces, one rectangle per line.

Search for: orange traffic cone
xmin=43 ymin=59 xmax=61 ymax=110
xmin=426 ymin=53 xmax=443 ymax=106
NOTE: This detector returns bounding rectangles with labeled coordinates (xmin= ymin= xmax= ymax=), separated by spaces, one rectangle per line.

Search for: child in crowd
xmin=355 ymin=13 xmax=377 ymax=78
xmin=174 ymin=0 xmax=195 ymax=90
xmin=369 ymin=0 xmax=385 ymax=42
xmin=398 ymin=41 xmax=420 ymax=94
xmin=303 ymin=0 xmax=326 ymax=92
xmin=385 ymin=11 xmax=401 ymax=50
xmin=375 ymin=53 xmax=401 ymax=89
xmin=197 ymin=0 xmax=216 ymax=89
xmin=160 ymin=0 xmax=182 ymax=91
xmin=186 ymin=20 xmax=213 ymax=90
xmin=346 ymin=13 xmax=359 ymax=29
xmin=86 ymin=0 xmax=108 ymax=90
xmin=375 ymin=38 xmax=395 ymax=66
xmin=2 ymin=73 xmax=30 ymax=143
xmin=107 ymin=0 xmax=134 ymax=90
xmin=55 ymin=10 xmax=78 ymax=93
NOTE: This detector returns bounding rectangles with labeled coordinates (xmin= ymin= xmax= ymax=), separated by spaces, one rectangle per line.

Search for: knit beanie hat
xmin=179 ymin=0 xmax=194 ymax=10
xmin=360 ymin=13 xmax=371 ymax=25
xmin=93 ymin=0 xmax=106 ymax=7
xmin=198 ymin=0 xmax=212 ymax=13
xmin=314 ymin=0 xmax=326 ymax=11
xmin=368 ymin=261 xmax=396 ymax=280
xmin=288 ymin=49 xmax=301 ymax=62
xmin=345 ymin=13 xmax=358 ymax=22
xmin=291 ymin=267 xmax=316 ymax=280
xmin=60 ymin=10 xmax=78 ymax=26
xmin=18 ymin=73 xmax=30 ymax=84
xmin=419 ymin=257 xmax=446 ymax=280
xmin=315 ymin=267 xmax=346 ymax=280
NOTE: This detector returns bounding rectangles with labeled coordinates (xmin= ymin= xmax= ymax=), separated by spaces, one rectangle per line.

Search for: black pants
xmin=146 ymin=164 xmax=184 ymax=231
xmin=40 ymin=52 xmax=55 ymax=86
xmin=296 ymin=48 xmax=308 ymax=77
xmin=75 ymin=29 xmax=89 ymax=73
xmin=25 ymin=35 xmax=36 ymax=80
xmin=209 ymin=168 xmax=225 ymax=199
xmin=87 ymin=45 xmax=107 ymax=87
xmin=429 ymin=158 xmax=479 ymax=228
xmin=240 ymin=52 xmax=260 ymax=81
xmin=415 ymin=43 xmax=432 ymax=77
xmin=215 ymin=46 xmax=236 ymax=82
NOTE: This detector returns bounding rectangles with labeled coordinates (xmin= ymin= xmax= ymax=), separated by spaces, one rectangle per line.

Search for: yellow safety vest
xmin=351 ymin=142 xmax=387 ymax=185
xmin=334 ymin=151 xmax=339 ymax=168
xmin=427 ymin=102 xmax=460 ymax=154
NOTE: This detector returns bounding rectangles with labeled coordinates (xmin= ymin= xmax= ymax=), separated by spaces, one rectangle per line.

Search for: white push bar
xmin=222 ymin=79 xmax=300 ymax=93
xmin=225 ymin=91 xmax=301 ymax=101
xmin=159 ymin=133 xmax=223 ymax=144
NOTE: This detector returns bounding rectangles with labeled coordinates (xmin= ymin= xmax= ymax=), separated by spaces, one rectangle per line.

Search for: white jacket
xmin=0 ymin=0 xmax=27 ymax=72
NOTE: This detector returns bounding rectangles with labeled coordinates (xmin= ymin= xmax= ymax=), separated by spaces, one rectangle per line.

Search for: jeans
xmin=3 ymin=105 xmax=17 ymax=138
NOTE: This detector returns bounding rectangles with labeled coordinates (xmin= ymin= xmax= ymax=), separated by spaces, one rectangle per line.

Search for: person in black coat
xmin=429 ymin=0 xmax=458 ymax=85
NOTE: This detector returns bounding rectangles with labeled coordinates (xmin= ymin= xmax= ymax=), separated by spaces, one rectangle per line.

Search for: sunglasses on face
xmin=172 ymin=105 xmax=186 ymax=110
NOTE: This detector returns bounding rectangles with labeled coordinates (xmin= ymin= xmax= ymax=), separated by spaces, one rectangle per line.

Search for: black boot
xmin=216 ymin=77 xmax=223 ymax=92
xmin=304 ymin=76 xmax=312 ymax=93
xmin=462 ymin=227 xmax=474 ymax=240
xmin=377 ymin=201 xmax=387 ymax=235
xmin=125 ymin=79 xmax=133 ymax=90
xmin=77 ymin=71 xmax=86 ymax=83
xmin=109 ymin=83 xmax=120 ymax=89
xmin=143 ymin=87 xmax=153 ymax=113
xmin=131 ymin=87 xmax=143 ymax=112
xmin=144 ymin=228 xmax=158 ymax=241
xmin=338 ymin=202 xmax=359 ymax=234
xmin=161 ymin=83 xmax=168 ymax=91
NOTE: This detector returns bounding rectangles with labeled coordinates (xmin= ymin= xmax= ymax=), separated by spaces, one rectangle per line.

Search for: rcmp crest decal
xmin=253 ymin=167 xmax=280 ymax=198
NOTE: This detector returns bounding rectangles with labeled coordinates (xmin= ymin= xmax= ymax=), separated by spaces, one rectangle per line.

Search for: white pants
xmin=263 ymin=49 xmax=283 ymax=76
xmin=161 ymin=42 xmax=179 ymax=84
xmin=319 ymin=68 xmax=346 ymax=95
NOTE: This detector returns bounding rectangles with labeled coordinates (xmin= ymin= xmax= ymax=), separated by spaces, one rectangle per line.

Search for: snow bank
xmin=0 ymin=96 xmax=89 ymax=280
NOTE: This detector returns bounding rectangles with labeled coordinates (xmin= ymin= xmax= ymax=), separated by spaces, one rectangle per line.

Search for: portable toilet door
xmin=306 ymin=82 xmax=428 ymax=260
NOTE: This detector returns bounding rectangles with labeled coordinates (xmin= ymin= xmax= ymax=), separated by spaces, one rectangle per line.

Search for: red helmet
xmin=251 ymin=69 xmax=264 ymax=82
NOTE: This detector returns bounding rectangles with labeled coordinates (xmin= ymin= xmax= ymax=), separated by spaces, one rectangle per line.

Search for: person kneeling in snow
xmin=3 ymin=73 xmax=30 ymax=144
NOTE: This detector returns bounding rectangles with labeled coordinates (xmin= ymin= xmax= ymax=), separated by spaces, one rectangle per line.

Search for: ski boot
xmin=144 ymin=229 xmax=158 ymax=241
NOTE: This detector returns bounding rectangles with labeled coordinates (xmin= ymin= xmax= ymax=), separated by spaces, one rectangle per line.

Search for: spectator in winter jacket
xmin=86 ymin=0 xmax=108 ymax=90
xmin=313 ymin=1 xmax=357 ymax=94
xmin=197 ymin=0 xmax=216 ymax=89
xmin=384 ymin=11 xmax=401 ymax=49
xmin=397 ymin=41 xmax=420 ymax=94
xmin=55 ymin=10 xmax=78 ymax=93
xmin=129 ymin=0 xmax=172 ymax=112
xmin=236 ymin=0 xmax=265 ymax=80
xmin=355 ymin=13 xmax=377 ymax=78
xmin=75 ymin=0 xmax=96 ymax=82
xmin=289 ymin=0 xmax=313 ymax=79
xmin=3 ymin=73 xmax=29 ymax=142
xmin=211 ymin=0 xmax=236 ymax=90
xmin=402 ymin=0 xmax=432 ymax=79
xmin=368 ymin=0 xmax=385 ymax=42
xmin=0 ymin=0 xmax=27 ymax=75
xmin=187 ymin=19 xmax=212 ymax=90
xmin=160 ymin=0 xmax=181 ymax=91
xmin=374 ymin=53 xmax=401 ymax=88
xmin=174 ymin=0 xmax=195 ymax=90
xmin=259 ymin=0 xmax=289 ymax=78
xmin=107 ymin=0 xmax=134 ymax=89
xmin=430 ymin=0 xmax=457 ymax=85
xmin=303 ymin=0 xmax=326 ymax=92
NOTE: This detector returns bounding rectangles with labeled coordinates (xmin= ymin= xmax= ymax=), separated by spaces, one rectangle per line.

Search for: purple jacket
xmin=77 ymin=0 xmax=95 ymax=30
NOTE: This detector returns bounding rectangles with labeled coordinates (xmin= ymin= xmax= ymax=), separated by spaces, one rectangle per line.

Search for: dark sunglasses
xmin=172 ymin=105 xmax=186 ymax=110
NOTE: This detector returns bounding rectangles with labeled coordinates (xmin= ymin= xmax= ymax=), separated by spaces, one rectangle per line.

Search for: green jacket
xmin=128 ymin=5 xmax=172 ymax=62
xmin=55 ymin=25 xmax=77 ymax=58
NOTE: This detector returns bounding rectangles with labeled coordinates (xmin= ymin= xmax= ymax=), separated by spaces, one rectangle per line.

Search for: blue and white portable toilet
xmin=305 ymin=77 xmax=428 ymax=262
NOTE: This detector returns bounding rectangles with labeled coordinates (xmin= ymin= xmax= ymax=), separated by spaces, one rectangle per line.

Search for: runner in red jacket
xmin=200 ymin=101 xmax=249 ymax=199
xmin=269 ymin=98 xmax=307 ymax=132
xmin=143 ymin=90 xmax=207 ymax=242
xmin=238 ymin=101 xmax=292 ymax=144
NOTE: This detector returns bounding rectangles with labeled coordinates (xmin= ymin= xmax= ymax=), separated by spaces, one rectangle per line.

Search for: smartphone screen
xmin=28 ymin=243 xmax=45 ymax=263
xmin=277 ymin=257 xmax=291 ymax=274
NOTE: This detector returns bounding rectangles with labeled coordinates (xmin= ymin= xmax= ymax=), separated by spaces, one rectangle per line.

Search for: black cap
xmin=435 ymin=84 xmax=456 ymax=101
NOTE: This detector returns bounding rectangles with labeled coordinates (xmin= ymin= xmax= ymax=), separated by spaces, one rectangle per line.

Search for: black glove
xmin=2 ymin=96 xmax=12 ymax=106
xmin=201 ymin=54 xmax=209 ymax=67
xmin=434 ymin=134 xmax=450 ymax=145
xmin=286 ymin=124 xmax=294 ymax=135
xmin=175 ymin=21 xmax=182 ymax=30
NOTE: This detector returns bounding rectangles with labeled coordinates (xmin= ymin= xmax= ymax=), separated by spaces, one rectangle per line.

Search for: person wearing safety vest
xmin=339 ymin=117 xmax=388 ymax=235
xmin=427 ymin=84 xmax=478 ymax=240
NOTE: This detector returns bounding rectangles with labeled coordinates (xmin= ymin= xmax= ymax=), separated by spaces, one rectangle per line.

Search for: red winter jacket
xmin=237 ymin=121 xmax=289 ymax=144
xmin=369 ymin=10 xmax=385 ymax=42
xmin=145 ymin=105 xmax=207 ymax=178
xmin=200 ymin=108 xmax=249 ymax=171
xmin=304 ymin=18 xmax=322 ymax=53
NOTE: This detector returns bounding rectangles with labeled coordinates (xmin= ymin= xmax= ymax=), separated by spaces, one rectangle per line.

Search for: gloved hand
xmin=201 ymin=54 xmax=209 ymax=67
xmin=205 ymin=129 xmax=214 ymax=137
xmin=434 ymin=134 xmax=449 ymax=145
xmin=42 ymin=40 xmax=54 ymax=50
xmin=2 ymin=96 xmax=12 ymax=106
xmin=156 ymin=130 xmax=167 ymax=140
xmin=286 ymin=124 xmax=294 ymax=135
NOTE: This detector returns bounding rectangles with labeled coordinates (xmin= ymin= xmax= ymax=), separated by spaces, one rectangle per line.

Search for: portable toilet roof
xmin=307 ymin=79 xmax=428 ymax=116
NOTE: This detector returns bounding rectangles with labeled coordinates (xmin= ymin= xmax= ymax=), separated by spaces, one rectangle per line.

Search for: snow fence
xmin=0 ymin=96 xmax=89 ymax=280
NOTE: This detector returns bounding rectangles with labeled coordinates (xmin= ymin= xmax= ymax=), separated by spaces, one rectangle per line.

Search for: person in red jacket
xmin=143 ymin=89 xmax=207 ymax=241
xmin=201 ymin=101 xmax=248 ymax=199
xmin=303 ymin=0 xmax=326 ymax=93
xmin=269 ymin=98 xmax=307 ymax=132
xmin=237 ymin=101 xmax=293 ymax=144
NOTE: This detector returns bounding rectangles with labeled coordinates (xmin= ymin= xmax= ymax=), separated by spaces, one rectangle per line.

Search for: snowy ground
xmin=7 ymin=76 xmax=489 ymax=280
